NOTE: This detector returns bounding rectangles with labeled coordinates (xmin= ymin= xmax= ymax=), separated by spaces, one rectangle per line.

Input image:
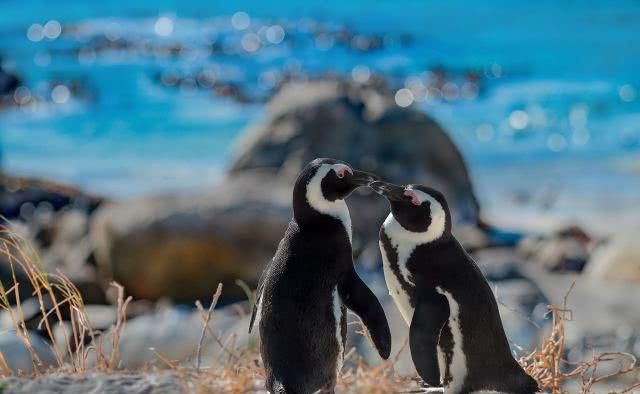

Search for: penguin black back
xmin=250 ymin=159 xmax=391 ymax=394
xmin=373 ymin=181 xmax=539 ymax=394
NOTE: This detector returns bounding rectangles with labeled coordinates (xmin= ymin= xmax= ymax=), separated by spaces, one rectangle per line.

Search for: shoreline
xmin=4 ymin=164 xmax=638 ymax=238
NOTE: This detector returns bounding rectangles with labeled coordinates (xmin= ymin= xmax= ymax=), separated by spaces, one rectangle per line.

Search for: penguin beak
xmin=347 ymin=170 xmax=379 ymax=187
xmin=369 ymin=181 xmax=406 ymax=201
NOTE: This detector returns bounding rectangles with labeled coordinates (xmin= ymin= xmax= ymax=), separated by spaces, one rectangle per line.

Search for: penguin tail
xmin=272 ymin=380 xmax=288 ymax=394
xmin=525 ymin=376 xmax=541 ymax=394
xmin=517 ymin=373 xmax=540 ymax=394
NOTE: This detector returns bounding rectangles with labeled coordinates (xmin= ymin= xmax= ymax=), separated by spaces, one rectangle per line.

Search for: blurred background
xmin=1 ymin=0 xmax=639 ymax=389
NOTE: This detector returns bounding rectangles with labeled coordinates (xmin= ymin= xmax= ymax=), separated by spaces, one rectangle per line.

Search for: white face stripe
xmin=381 ymin=206 xmax=447 ymax=290
xmin=382 ymin=190 xmax=446 ymax=246
xmin=436 ymin=286 xmax=467 ymax=393
xmin=305 ymin=164 xmax=353 ymax=242
xmin=393 ymin=186 xmax=447 ymax=240
xmin=407 ymin=186 xmax=447 ymax=235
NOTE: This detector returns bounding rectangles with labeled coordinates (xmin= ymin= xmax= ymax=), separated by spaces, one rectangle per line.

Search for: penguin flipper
xmin=248 ymin=261 xmax=271 ymax=334
xmin=248 ymin=291 xmax=260 ymax=334
xmin=410 ymin=291 xmax=450 ymax=387
xmin=248 ymin=296 xmax=259 ymax=334
xmin=338 ymin=267 xmax=392 ymax=359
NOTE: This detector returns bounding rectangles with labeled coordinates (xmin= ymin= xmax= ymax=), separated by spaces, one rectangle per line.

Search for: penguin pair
xmin=371 ymin=181 xmax=540 ymax=394
xmin=249 ymin=158 xmax=391 ymax=394
xmin=250 ymin=158 xmax=539 ymax=394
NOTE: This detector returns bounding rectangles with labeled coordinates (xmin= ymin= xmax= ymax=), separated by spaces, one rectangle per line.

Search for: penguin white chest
xmin=380 ymin=241 xmax=415 ymax=325
xmin=332 ymin=287 xmax=344 ymax=374
xmin=436 ymin=287 xmax=467 ymax=394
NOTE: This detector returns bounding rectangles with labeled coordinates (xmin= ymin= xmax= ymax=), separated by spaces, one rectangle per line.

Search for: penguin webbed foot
xmin=420 ymin=386 xmax=444 ymax=394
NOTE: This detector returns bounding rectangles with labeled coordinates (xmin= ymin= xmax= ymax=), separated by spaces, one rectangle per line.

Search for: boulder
xmin=36 ymin=208 xmax=104 ymax=293
xmin=0 ymin=63 xmax=21 ymax=97
xmin=84 ymin=302 xmax=254 ymax=369
xmin=524 ymin=264 xmax=640 ymax=358
xmin=230 ymin=79 xmax=479 ymax=228
xmin=584 ymin=230 xmax=640 ymax=282
xmin=0 ymin=331 xmax=57 ymax=374
xmin=0 ymin=174 xmax=103 ymax=293
xmin=91 ymin=79 xmax=480 ymax=303
xmin=91 ymin=173 xmax=291 ymax=302
xmin=0 ymin=173 xmax=102 ymax=220
xmin=517 ymin=225 xmax=592 ymax=272
xmin=0 ymin=175 xmax=107 ymax=306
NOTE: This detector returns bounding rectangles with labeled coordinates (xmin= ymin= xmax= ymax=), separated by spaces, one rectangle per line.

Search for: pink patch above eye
xmin=336 ymin=166 xmax=353 ymax=178
xmin=404 ymin=190 xmax=421 ymax=206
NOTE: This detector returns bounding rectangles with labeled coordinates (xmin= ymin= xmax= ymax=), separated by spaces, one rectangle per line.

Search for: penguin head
xmin=293 ymin=158 xmax=378 ymax=222
xmin=371 ymin=181 xmax=451 ymax=238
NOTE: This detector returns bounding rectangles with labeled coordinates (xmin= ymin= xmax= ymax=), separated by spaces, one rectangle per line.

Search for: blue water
xmin=1 ymin=0 xmax=639 ymax=231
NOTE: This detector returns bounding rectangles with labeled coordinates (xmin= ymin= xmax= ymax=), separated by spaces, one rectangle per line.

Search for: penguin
xmin=370 ymin=181 xmax=539 ymax=394
xmin=249 ymin=158 xmax=392 ymax=394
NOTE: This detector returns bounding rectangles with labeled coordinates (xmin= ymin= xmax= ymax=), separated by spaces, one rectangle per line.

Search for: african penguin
xmin=371 ymin=181 xmax=539 ymax=394
xmin=249 ymin=158 xmax=392 ymax=394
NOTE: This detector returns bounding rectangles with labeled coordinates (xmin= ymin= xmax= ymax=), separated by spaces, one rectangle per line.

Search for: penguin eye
xmin=404 ymin=190 xmax=422 ymax=206
xmin=335 ymin=166 xmax=352 ymax=179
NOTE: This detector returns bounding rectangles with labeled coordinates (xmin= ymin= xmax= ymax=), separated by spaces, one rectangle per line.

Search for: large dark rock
xmin=0 ymin=173 xmax=103 ymax=220
xmin=91 ymin=79 xmax=480 ymax=303
xmin=0 ymin=63 xmax=21 ymax=97
xmin=230 ymin=79 xmax=480 ymax=227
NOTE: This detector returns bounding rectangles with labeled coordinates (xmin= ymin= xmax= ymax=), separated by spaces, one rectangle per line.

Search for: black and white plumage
xmin=371 ymin=181 xmax=539 ymax=394
xmin=249 ymin=158 xmax=392 ymax=394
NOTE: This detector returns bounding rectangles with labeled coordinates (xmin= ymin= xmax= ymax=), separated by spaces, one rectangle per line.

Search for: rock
xmin=0 ymin=173 xmax=103 ymax=220
xmin=473 ymin=247 xmax=529 ymax=282
xmin=1 ymin=219 xmax=107 ymax=309
xmin=584 ymin=230 xmax=640 ymax=282
xmin=230 ymin=79 xmax=480 ymax=229
xmin=523 ymin=264 xmax=640 ymax=358
xmin=517 ymin=225 xmax=592 ymax=272
xmin=491 ymin=279 xmax=547 ymax=351
xmin=36 ymin=208 xmax=102 ymax=289
xmin=0 ymin=62 xmax=21 ymax=97
xmin=51 ymin=209 xmax=89 ymax=244
xmin=91 ymin=173 xmax=290 ymax=303
xmin=85 ymin=302 xmax=254 ymax=369
xmin=2 ymin=372 xmax=183 ymax=394
xmin=0 ymin=331 xmax=57 ymax=374
xmin=0 ymin=175 xmax=107 ymax=311
xmin=91 ymin=79 xmax=481 ymax=303
xmin=454 ymin=224 xmax=490 ymax=251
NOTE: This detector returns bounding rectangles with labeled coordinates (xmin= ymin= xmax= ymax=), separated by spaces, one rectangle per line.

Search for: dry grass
xmin=0 ymin=224 xmax=132 ymax=375
xmin=0 ymin=223 xmax=639 ymax=393
xmin=519 ymin=283 xmax=640 ymax=394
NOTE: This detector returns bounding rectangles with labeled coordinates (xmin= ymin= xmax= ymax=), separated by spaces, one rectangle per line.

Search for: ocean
xmin=1 ymin=0 xmax=639 ymax=232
